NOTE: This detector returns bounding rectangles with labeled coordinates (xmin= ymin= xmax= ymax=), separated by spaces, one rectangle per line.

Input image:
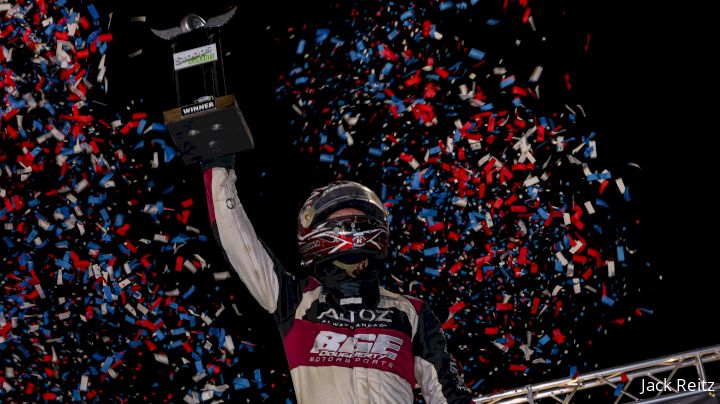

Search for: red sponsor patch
xmin=284 ymin=320 xmax=416 ymax=386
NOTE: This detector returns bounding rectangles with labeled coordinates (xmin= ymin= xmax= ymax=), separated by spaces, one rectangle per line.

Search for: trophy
xmin=152 ymin=6 xmax=254 ymax=165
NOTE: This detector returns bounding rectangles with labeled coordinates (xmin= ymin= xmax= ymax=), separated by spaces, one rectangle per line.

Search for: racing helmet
xmin=297 ymin=181 xmax=389 ymax=268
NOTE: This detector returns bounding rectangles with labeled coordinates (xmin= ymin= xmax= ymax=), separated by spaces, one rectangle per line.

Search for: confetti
xmin=0 ymin=1 xmax=281 ymax=402
xmin=277 ymin=0 xmax=650 ymax=392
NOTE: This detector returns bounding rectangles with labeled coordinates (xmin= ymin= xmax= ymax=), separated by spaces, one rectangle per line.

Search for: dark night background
xmin=105 ymin=0 xmax=718 ymax=398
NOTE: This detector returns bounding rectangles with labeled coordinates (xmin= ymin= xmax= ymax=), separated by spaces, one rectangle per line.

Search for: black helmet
xmin=297 ymin=181 xmax=389 ymax=268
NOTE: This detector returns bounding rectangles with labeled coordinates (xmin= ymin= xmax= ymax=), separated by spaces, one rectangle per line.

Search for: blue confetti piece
xmin=500 ymin=75 xmax=516 ymax=89
xmin=151 ymin=122 xmax=166 ymax=132
xmin=136 ymin=119 xmax=147 ymax=134
xmin=171 ymin=327 xmax=187 ymax=336
xmin=419 ymin=208 xmax=437 ymax=218
xmin=614 ymin=383 xmax=625 ymax=397
xmin=296 ymin=39 xmax=306 ymax=54
xmin=381 ymin=62 xmax=393 ymax=76
xmin=101 ymin=357 xmax=113 ymax=373
xmin=99 ymin=172 xmax=114 ymax=187
xmin=468 ymin=48 xmax=486 ymax=61
xmin=440 ymin=1 xmax=454 ymax=11
xmin=103 ymin=286 xmax=113 ymax=301
xmin=233 ymin=377 xmax=250 ymax=390
xmin=537 ymin=207 xmax=549 ymax=220
xmin=182 ymin=285 xmax=196 ymax=299
xmin=598 ymin=171 xmax=612 ymax=180
xmin=87 ymin=4 xmax=100 ymax=20
xmin=423 ymin=246 xmax=440 ymax=256
xmin=315 ymin=29 xmax=330 ymax=44
xmin=424 ymin=267 xmax=440 ymax=276
xmin=43 ymin=102 xmax=57 ymax=115
xmin=616 ymin=246 xmax=625 ymax=262
xmin=411 ymin=172 xmax=422 ymax=190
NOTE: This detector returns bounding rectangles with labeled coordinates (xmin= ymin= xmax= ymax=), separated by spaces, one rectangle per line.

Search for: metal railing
xmin=473 ymin=345 xmax=720 ymax=403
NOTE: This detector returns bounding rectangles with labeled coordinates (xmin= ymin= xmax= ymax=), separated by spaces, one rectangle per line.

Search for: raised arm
xmin=414 ymin=301 xmax=474 ymax=404
xmin=201 ymin=154 xmax=303 ymax=318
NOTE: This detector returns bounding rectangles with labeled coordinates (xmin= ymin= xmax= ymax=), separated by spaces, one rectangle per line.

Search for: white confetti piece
xmin=184 ymin=259 xmax=198 ymax=273
xmin=569 ymin=240 xmax=584 ymax=255
xmin=572 ymin=278 xmax=581 ymax=294
xmin=154 ymin=353 xmax=169 ymax=365
xmin=80 ymin=375 xmax=89 ymax=391
xmin=615 ymin=178 xmax=626 ymax=194
xmin=74 ymin=179 xmax=89 ymax=193
xmin=523 ymin=176 xmax=540 ymax=187
xmin=588 ymin=140 xmax=597 ymax=159
xmin=584 ymin=201 xmax=595 ymax=215
xmin=529 ymin=65 xmax=543 ymax=82
xmin=224 ymin=335 xmax=235 ymax=354
xmin=555 ymin=252 xmax=569 ymax=266
xmin=124 ymin=304 xmax=137 ymax=317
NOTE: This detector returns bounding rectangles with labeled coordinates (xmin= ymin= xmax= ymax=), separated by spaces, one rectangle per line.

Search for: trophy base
xmin=163 ymin=95 xmax=254 ymax=165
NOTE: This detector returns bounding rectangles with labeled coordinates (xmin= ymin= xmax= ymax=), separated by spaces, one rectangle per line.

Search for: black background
xmin=107 ymin=0 xmax=718 ymax=396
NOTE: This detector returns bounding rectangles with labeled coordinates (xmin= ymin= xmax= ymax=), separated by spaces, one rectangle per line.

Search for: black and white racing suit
xmin=203 ymin=164 xmax=474 ymax=404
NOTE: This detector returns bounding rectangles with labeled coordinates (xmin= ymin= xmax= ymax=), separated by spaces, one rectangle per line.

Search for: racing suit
xmin=203 ymin=164 xmax=474 ymax=404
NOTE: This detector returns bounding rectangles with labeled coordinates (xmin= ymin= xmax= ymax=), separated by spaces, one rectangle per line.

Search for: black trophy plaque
xmin=152 ymin=6 xmax=254 ymax=165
